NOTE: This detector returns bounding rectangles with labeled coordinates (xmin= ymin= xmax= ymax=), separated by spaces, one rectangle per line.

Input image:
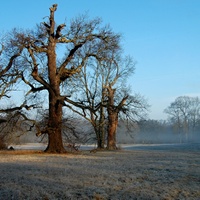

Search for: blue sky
xmin=1 ymin=0 xmax=200 ymax=120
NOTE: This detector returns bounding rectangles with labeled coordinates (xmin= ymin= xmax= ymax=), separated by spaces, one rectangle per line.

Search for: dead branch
xmin=0 ymin=49 xmax=22 ymax=77
xmin=55 ymin=24 xmax=66 ymax=39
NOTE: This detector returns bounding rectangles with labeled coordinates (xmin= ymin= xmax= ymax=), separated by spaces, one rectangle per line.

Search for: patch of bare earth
xmin=0 ymin=148 xmax=199 ymax=200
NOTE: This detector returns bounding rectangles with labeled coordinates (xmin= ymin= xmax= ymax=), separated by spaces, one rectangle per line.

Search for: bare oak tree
xmin=103 ymin=55 xmax=149 ymax=150
xmin=64 ymin=52 xmax=149 ymax=150
xmin=10 ymin=4 xmax=120 ymax=153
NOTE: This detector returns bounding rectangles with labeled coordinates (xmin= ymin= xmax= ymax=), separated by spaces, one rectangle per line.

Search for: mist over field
xmin=8 ymin=118 xmax=200 ymax=149
xmin=9 ymin=128 xmax=200 ymax=154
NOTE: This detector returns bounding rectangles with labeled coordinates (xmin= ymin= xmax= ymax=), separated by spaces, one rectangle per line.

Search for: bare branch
xmin=55 ymin=24 xmax=66 ymax=39
xmin=21 ymin=73 xmax=46 ymax=95
xmin=58 ymin=43 xmax=84 ymax=73
xmin=0 ymin=44 xmax=4 ymax=56
xmin=0 ymin=102 xmax=38 ymax=113
xmin=0 ymin=49 xmax=22 ymax=77
xmin=27 ymin=47 xmax=51 ymax=92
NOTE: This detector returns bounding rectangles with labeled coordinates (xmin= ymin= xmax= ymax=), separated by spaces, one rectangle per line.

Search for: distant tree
xmin=164 ymin=96 xmax=200 ymax=142
xmin=136 ymin=119 xmax=172 ymax=143
xmin=9 ymin=4 xmax=120 ymax=153
xmin=188 ymin=97 xmax=200 ymax=134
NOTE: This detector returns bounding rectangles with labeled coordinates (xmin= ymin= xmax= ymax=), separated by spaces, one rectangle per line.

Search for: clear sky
xmin=1 ymin=0 xmax=200 ymax=120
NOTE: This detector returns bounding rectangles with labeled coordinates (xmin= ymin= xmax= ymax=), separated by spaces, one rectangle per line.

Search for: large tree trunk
xmin=106 ymin=87 xmax=118 ymax=150
xmin=44 ymin=15 xmax=66 ymax=153
xmin=45 ymin=128 xmax=65 ymax=153
xmin=106 ymin=85 xmax=128 ymax=150
xmin=45 ymin=52 xmax=66 ymax=153
xmin=45 ymin=94 xmax=66 ymax=153
xmin=107 ymin=112 xmax=118 ymax=150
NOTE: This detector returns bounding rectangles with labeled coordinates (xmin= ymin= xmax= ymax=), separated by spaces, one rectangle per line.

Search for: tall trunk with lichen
xmin=106 ymin=85 xmax=128 ymax=150
xmin=106 ymin=87 xmax=118 ymax=150
xmin=45 ymin=46 xmax=65 ymax=153
xmin=107 ymin=110 xmax=118 ymax=150
xmin=44 ymin=5 xmax=65 ymax=153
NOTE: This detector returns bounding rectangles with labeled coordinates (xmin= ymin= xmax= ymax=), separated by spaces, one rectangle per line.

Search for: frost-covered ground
xmin=0 ymin=143 xmax=200 ymax=200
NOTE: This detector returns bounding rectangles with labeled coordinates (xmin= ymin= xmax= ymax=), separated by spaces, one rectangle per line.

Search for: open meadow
xmin=0 ymin=144 xmax=200 ymax=200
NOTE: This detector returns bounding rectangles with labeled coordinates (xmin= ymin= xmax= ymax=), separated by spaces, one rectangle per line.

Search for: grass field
xmin=0 ymin=144 xmax=200 ymax=199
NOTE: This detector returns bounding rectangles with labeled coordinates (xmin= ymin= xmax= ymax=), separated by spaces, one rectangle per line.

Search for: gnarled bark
xmin=106 ymin=85 xmax=128 ymax=150
xmin=106 ymin=86 xmax=118 ymax=150
xmin=107 ymin=112 xmax=118 ymax=150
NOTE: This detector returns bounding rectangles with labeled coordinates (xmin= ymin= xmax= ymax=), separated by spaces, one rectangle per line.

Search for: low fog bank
xmin=11 ymin=128 xmax=200 ymax=146
xmin=117 ymin=120 xmax=200 ymax=145
xmin=123 ymin=143 xmax=200 ymax=152
xmin=6 ymin=119 xmax=200 ymax=149
xmin=117 ymin=130 xmax=200 ymax=144
xmin=10 ymin=142 xmax=200 ymax=153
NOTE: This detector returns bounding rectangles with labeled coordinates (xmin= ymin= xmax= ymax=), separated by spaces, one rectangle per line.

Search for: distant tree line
xmin=133 ymin=96 xmax=200 ymax=144
xmin=164 ymin=96 xmax=200 ymax=143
